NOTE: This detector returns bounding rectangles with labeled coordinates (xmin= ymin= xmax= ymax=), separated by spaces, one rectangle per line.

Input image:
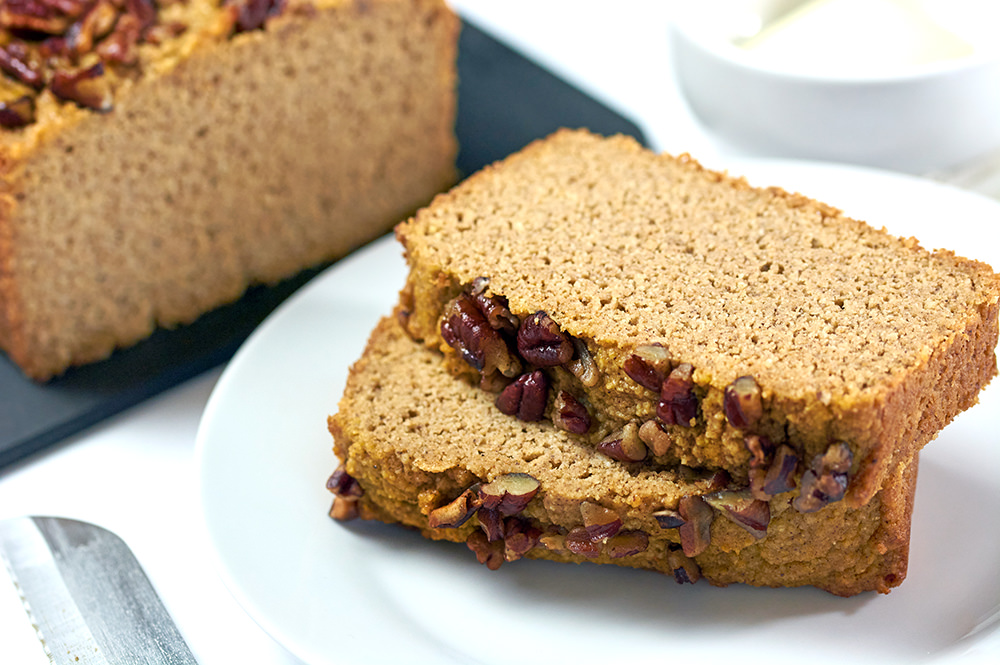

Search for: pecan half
xmin=623 ymin=343 xmax=670 ymax=391
xmin=441 ymin=293 xmax=521 ymax=378
xmin=516 ymin=311 xmax=574 ymax=367
xmin=564 ymin=526 xmax=601 ymax=558
xmin=657 ymin=363 xmax=698 ymax=427
xmin=495 ymin=370 xmax=549 ymax=422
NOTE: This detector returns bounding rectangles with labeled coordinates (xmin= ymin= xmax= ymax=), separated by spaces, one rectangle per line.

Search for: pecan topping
xmin=723 ymin=376 xmax=763 ymax=429
xmin=516 ymin=311 xmax=574 ymax=367
xmin=793 ymin=442 xmax=852 ymax=513
xmin=468 ymin=278 xmax=519 ymax=333
xmin=552 ymin=390 xmax=591 ymax=434
xmin=428 ymin=486 xmax=482 ymax=529
xmin=657 ymin=363 xmax=698 ymax=427
xmin=652 ymin=508 xmax=684 ymax=530
xmin=495 ymin=370 xmax=549 ymax=422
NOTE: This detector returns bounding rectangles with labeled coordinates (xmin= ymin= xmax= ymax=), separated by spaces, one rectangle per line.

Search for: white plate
xmin=196 ymin=160 xmax=1000 ymax=665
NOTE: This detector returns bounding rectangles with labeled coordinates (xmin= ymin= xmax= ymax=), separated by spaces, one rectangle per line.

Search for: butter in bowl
xmin=669 ymin=0 xmax=1000 ymax=174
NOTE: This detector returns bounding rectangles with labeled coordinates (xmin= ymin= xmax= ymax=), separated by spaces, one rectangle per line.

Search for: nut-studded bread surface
xmin=328 ymin=315 xmax=918 ymax=597
xmin=0 ymin=0 xmax=458 ymax=380
xmin=395 ymin=129 xmax=1000 ymax=509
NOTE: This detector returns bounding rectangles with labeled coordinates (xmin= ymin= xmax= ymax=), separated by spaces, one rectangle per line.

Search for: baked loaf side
xmin=395 ymin=129 xmax=1000 ymax=508
xmin=0 ymin=0 xmax=458 ymax=379
xmin=328 ymin=316 xmax=917 ymax=597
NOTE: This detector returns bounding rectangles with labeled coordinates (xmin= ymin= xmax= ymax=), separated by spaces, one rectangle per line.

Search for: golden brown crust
xmin=329 ymin=316 xmax=915 ymax=596
xmin=0 ymin=0 xmax=458 ymax=380
xmin=394 ymin=129 xmax=1000 ymax=508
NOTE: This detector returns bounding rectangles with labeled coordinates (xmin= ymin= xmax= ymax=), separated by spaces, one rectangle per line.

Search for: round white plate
xmin=196 ymin=160 xmax=1000 ymax=665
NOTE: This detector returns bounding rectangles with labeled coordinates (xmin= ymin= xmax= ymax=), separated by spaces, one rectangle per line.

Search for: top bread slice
xmin=396 ymin=129 xmax=1000 ymax=509
xmin=0 ymin=0 xmax=458 ymax=380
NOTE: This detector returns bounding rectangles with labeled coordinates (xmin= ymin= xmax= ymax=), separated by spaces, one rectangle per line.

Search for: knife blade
xmin=0 ymin=516 xmax=198 ymax=665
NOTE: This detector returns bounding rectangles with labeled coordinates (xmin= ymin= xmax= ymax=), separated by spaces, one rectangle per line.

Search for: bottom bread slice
xmin=327 ymin=316 xmax=918 ymax=596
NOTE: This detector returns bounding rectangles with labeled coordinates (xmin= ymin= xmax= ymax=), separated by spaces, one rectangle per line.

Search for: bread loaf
xmin=0 ymin=0 xmax=458 ymax=379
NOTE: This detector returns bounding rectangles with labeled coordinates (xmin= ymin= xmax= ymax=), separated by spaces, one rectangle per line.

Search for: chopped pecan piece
xmin=703 ymin=489 xmax=770 ymax=539
xmin=723 ymin=376 xmax=763 ymax=429
xmin=564 ymin=526 xmax=601 ymax=558
xmin=0 ymin=94 xmax=35 ymax=128
xmin=516 ymin=311 xmax=574 ymax=367
xmin=566 ymin=338 xmax=600 ymax=387
xmin=226 ymin=0 xmax=286 ymax=34
xmin=326 ymin=464 xmax=363 ymax=499
xmin=761 ymin=444 xmax=799 ymax=496
xmin=579 ymin=501 xmax=622 ymax=541
xmin=0 ymin=43 xmax=45 ymax=89
xmin=479 ymin=473 xmax=540 ymax=516
xmin=503 ymin=517 xmax=542 ymax=562
xmin=329 ymin=497 xmax=359 ymax=521
xmin=638 ymin=419 xmax=672 ymax=456
xmin=466 ymin=530 xmax=505 ymax=570
xmin=50 ymin=62 xmax=113 ymax=111
xmin=605 ymin=530 xmax=649 ymax=558
xmin=652 ymin=508 xmax=684 ymax=530
xmin=428 ymin=486 xmax=482 ymax=529
xmin=468 ymin=278 xmax=519 ymax=333
xmin=552 ymin=390 xmax=591 ymax=434
xmin=596 ymin=422 xmax=647 ymax=462
xmin=793 ymin=442 xmax=852 ymax=513
xmin=678 ymin=495 xmax=713 ymax=557
xmin=657 ymin=363 xmax=698 ymax=427
xmin=476 ymin=506 xmax=504 ymax=542
xmin=667 ymin=547 xmax=702 ymax=584
xmin=441 ymin=293 xmax=521 ymax=378
xmin=495 ymin=370 xmax=549 ymax=421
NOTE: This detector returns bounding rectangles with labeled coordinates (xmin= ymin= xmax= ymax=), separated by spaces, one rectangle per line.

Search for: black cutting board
xmin=0 ymin=18 xmax=647 ymax=470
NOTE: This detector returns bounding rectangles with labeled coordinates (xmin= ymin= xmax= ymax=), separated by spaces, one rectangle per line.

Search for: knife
xmin=0 ymin=516 xmax=198 ymax=664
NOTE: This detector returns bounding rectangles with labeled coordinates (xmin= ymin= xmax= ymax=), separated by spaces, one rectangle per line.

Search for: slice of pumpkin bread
xmin=394 ymin=129 xmax=1000 ymax=509
xmin=327 ymin=315 xmax=917 ymax=596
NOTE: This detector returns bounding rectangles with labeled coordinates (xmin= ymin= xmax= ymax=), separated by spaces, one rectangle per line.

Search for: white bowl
xmin=669 ymin=0 xmax=1000 ymax=174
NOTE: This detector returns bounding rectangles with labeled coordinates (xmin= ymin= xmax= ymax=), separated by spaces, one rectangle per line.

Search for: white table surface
xmin=1 ymin=2 xmax=996 ymax=663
